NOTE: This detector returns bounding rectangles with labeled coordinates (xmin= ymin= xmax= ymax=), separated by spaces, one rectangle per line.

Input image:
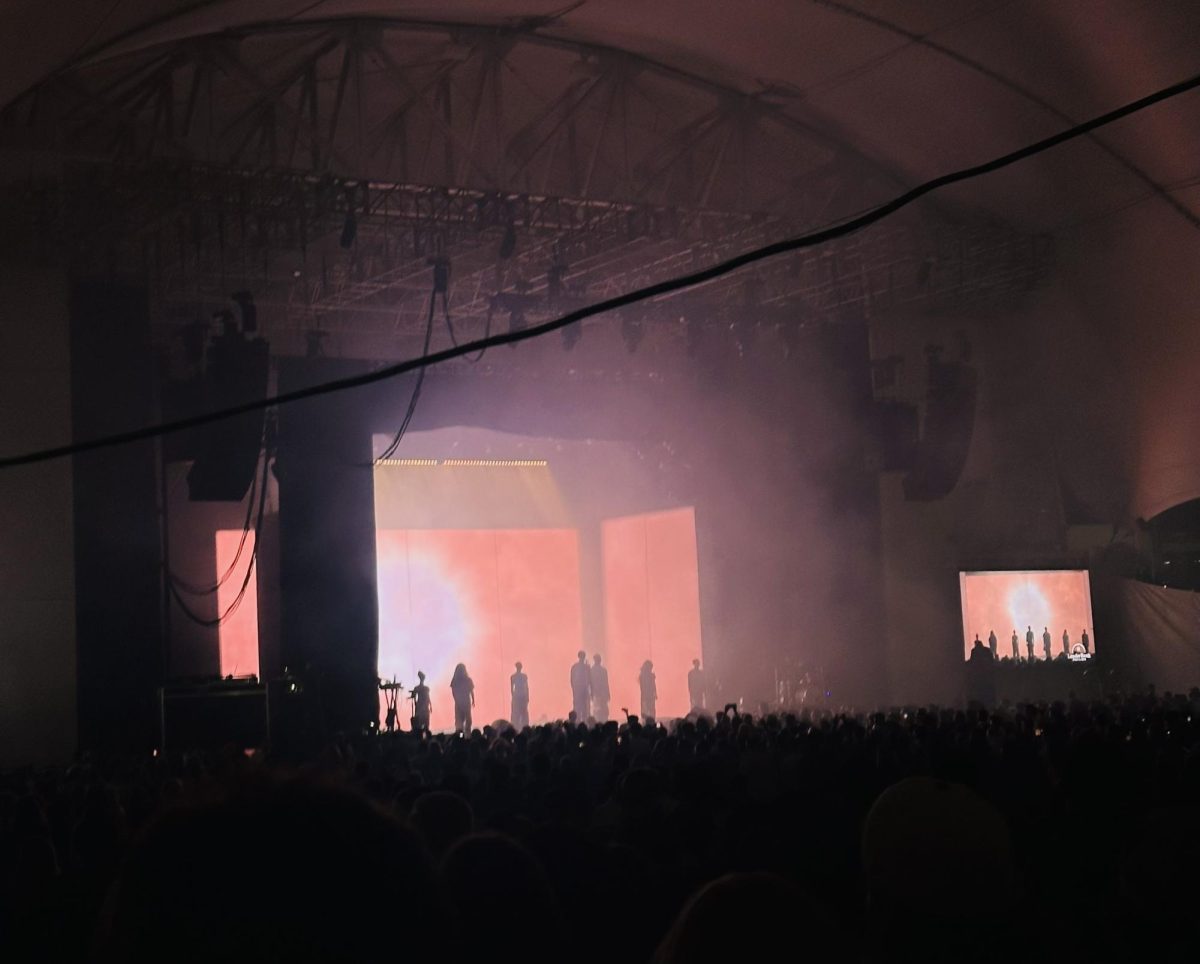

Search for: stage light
xmin=508 ymin=306 xmax=526 ymax=345
xmin=499 ymin=220 xmax=517 ymax=259
xmin=622 ymin=315 xmax=644 ymax=354
xmin=562 ymin=323 xmax=581 ymax=351
xmin=231 ymin=291 xmax=257 ymax=333
xmin=430 ymin=256 xmax=450 ymax=294
xmin=339 ymin=209 xmax=357 ymax=248
xmin=547 ymin=247 xmax=568 ymax=303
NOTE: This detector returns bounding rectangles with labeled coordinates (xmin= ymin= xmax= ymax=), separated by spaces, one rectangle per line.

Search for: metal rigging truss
xmin=0 ymin=17 xmax=1052 ymax=358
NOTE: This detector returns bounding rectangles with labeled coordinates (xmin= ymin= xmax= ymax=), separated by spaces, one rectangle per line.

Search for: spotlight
xmin=547 ymin=247 xmax=568 ymax=304
xmin=499 ymin=220 xmax=517 ymax=259
xmin=339 ymin=186 xmax=358 ymax=248
xmin=508 ymin=305 xmax=526 ymax=349
xmin=339 ymin=210 xmax=357 ymax=248
xmin=562 ymin=322 xmax=582 ymax=351
xmin=429 ymin=256 xmax=450 ymax=294
xmin=621 ymin=314 xmax=644 ymax=354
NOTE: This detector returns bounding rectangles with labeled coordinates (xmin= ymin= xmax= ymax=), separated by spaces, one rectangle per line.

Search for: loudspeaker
xmin=903 ymin=357 xmax=977 ymax=500
xmin=71 ymin=280 xmax=162 ymax=752
xmin=186 ymin=330 xmax=270 ymax=501
xmin=873 ymin=400 xmax=919 ymax=471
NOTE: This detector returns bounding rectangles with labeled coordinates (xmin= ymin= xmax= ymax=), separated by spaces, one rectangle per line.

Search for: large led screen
xmin=373 ymin=456 xmax=705 ymax=730
xmin=376 ymin=528 xmax=584 ymax=731
xmin=959 ymin=569 xmax=1095 ymax=662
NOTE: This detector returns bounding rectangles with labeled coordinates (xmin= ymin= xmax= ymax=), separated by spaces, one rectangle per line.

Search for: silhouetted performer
xmin=688 ymin=658 xmax=707 ymax=711
xmin=450 ymin=663 xmax=475 ymax=735
xmin=967 ymin=637 xmax=996 ymax=704
xmin=639 ymin=660 xmax=657 ymax=721
xmin=987 ymin=631 xmax=997 ymax=658
xmin=412 ymin=671 xmax=431 ymax=733
xmin=591 ymin=653 xmax=610 ymax=723
xmin=1026 ymin=626 xmax=1035 ymax=660
xmin=1062 ymin=629 xmax=1070 ymax=656
xmin=1042 ymin=627 xmax=1052 ymax=660
xmin=510 ymin=661 xmax=529 ymax=730
xmin=1081 ymin=629 xmax=1090 ymax=653
xmin=570 ymin=650 xmax=591 ymax=722
xmin=1011 ymin=630 xmax=1020 ymax=660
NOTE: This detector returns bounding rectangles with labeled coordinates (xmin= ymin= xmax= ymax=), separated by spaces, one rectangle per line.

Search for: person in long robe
xmin=590 ymin=654 xmax=610 ymax=723
xmin=510 ymin=662 xmax=529 ymax=730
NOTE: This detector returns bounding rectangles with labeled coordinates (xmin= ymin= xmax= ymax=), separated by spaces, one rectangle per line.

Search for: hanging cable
xmin=167 ymin=441 xmax=261 ymax=596
xmin=436 ymin=257 xmax=489 ymax=364
xmin=375 ymin=279 xmax=438 ymax=462
xmin=169 ymin=429 xmax=272 ymax=628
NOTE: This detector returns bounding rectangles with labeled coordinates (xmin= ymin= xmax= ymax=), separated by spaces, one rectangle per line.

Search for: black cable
xmin=1 ymin=69 xmax=1198 ymax=472
xmin=442 ymin=288 xmax=489 ymax=363
xmin=168 ymin=448 xmax=260 ymax=595
xmin=376 ymin=283 xmax=437 ymax=462
xmin=169 ymin=439 xmax=272 ymax=628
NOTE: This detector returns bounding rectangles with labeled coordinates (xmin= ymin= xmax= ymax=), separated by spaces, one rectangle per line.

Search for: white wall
xmin=0 ymin=265 xmax=75 ymax=767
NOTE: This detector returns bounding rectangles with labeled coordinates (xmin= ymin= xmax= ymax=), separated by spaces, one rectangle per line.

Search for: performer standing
xmin=688 ymin=658 xmax=707 ymax=711
xmin=1011 ymin=630 xmax=1020 ymax=660
xmin=1042 ymin=627 xmax=1052 ymax=660
xmin=987 ymin=630 xmax=998 ymax=658
xmin=1081 ymin=628 xmax=1090 ymax=653
xmin=1026 ymin=626 xmax=1035 ymax=660
xmin=1062 ymin=629 xmax=1070 ymax=656
xmin=570 ymin=651 xmax=591 ymax=723
xmin=510 ymin=661 xmax=530 ymax=730
xmin=590 ymin=653 xmax=610 ymax=723
xmin=411 ymin=671 xmax=431 ymax=733
xmin=639 ymin=660 xmax=657 ymax=721
xmin=450 ymin=663 xmax=475 ymax=735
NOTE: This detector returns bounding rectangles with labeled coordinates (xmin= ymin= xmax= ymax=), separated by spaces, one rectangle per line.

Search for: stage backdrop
xmin=373 ymin=455 xmax=702 ymax=728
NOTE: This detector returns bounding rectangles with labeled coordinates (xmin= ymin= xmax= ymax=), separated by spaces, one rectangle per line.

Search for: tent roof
xmin=4 ymin=1 xmax=1197 ymax=230
xmin=3 ymin=1 xmax=1199 ymax=521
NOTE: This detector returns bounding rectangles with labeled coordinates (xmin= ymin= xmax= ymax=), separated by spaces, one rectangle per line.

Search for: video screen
xmin=373 ymin=450 xmax=704 ymax=730
xmin=959 ymin=570 xmax=1095 ymax=662
xmin=215 ymin=529 xmax=259 ymax=679
xmin=375 ymin=527 xmax=584 ymax=731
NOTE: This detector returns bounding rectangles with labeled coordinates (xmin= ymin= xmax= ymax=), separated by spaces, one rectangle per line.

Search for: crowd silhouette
xmin=3 ymin=688 xmax=1200 ymax=961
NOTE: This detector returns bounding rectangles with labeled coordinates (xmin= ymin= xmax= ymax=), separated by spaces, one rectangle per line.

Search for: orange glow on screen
xmin=215 ymin=530 xmax=259 ymax=678
xmin=959 ymin=570 xmax=1095 ymax=661
xmin=375 ymin=509 xmax=704 ymax=729
xmin=376 ymin=529 xmax=584 ymax=730
xmin=603 ymin=508 xmax=703 ymax=719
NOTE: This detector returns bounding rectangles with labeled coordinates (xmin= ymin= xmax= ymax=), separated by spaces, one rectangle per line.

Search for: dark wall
xmin=70 ymin=281 xmax=162 ymax=751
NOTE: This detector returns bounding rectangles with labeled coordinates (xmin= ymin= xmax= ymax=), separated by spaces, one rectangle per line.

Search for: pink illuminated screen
xmin=959 ymin=570 xmax=1095 ymax=661
xmin=376 ymin=529 xmax=584 ymax=731
xmin=215 ymin=530 xmax=260 ymax=678
xmin=603 ymin=508 xmax=703 ymax=719
xmin=374 ymin=510 xmax=704 ymax=729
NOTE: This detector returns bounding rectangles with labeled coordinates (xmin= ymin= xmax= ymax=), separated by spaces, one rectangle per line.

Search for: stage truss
xmin=0 ymin=17 xmax=1052 ymax=359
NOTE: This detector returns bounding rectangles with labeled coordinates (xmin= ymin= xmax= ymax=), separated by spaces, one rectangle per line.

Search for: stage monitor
xmin=959 ymin=570 xmax=1095 ymax=662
